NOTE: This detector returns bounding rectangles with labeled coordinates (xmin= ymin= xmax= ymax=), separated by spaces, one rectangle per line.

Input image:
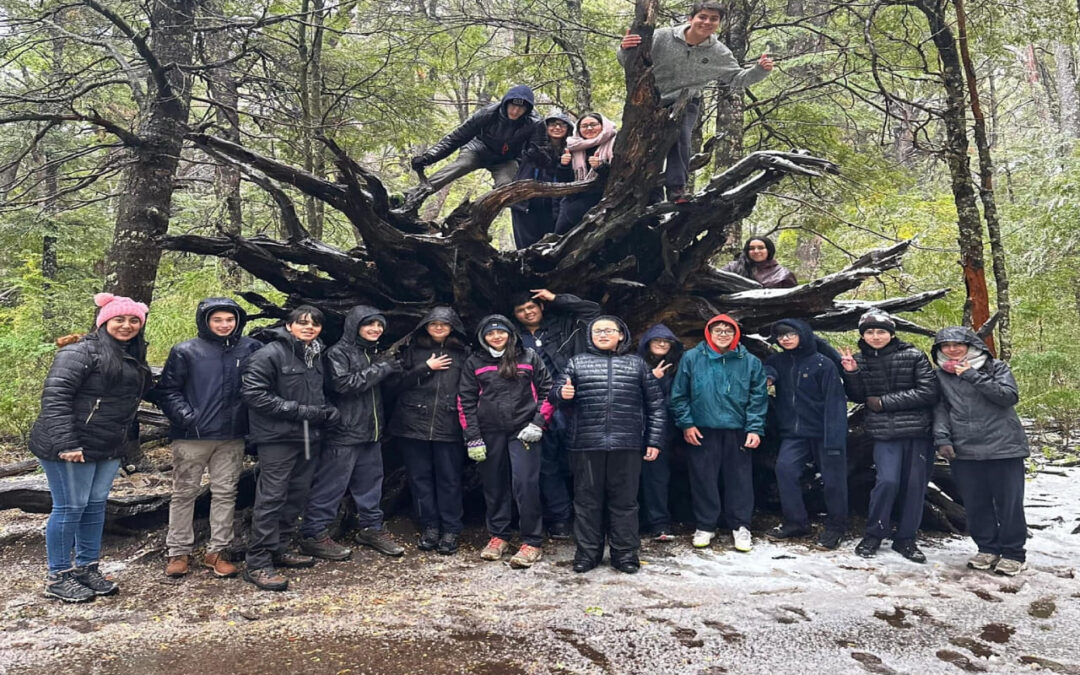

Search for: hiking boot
xmin=480 ymin=537 xmax=510 ymax=561
xmin=653 ymin=531 xmax=676 ymax=543
xmin=437 ymin=532 xmax=459 ymax=556
xmin=733 ymin=527 xmax=753 ymax=552
xmin=892 ymin=540 xmax=927 ymax=564
xmin=967 ymin=552 xmax=1001 ymax=571
xmin=855 ymin=536 xmax=882 ymax=558
xmin=994 ymin=558 xmax=1027 ymax=576
xmin=44 ymin=570 xmax=95 ymax=603
xmin=417 ymin=527 xmax=440 ymax=551
xmin=72 ymin=563 xmax=119 ymax=596
xmin=203 ymin=552 xmax=238 ymax=578
xmin=300 ymin=535 xmax=352 ymax=561
xmin=509 ymin=544 xmax=543 ymax=569
xmin=817 ymin=529 xmax=844 ymax=551
xmin=244 ymin=567 xmax=288 ymax=591
xmin=667 ymin=185 xmax=690 ymax=204
xmin=612 ymin=557 xmax=640 ymax=574
xmin=355 ymin=527 xmax=405 ymax=557
xmin=573 ymin=557 xmax=598 ymax=574
xmin=272 ymin=551 xmax=316 ymax=568
xmin=766 ymin=523 xmax=810 ymax=540
xmin=165 ymin=554 xmax=190 ymax=578
xmin=547 ymin=520 xmax=572 ymax=540
xmin=692 ymin=530 xmax=715 ymax=548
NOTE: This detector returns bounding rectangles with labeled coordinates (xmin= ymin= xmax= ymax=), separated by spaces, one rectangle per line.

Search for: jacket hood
xmin=411 ymin=306 xmax=466 ymax=339
xmin=585 ymin=315 xmax=632 ymax=355
xmin=500 ymin=85 xmax=535 ymax=116
xmin=340 ymin=305 xmax=386 ymax=348
xmin=196 ymin=297 xmax=247 ymax=343
xmin=637 ymin=323 xmax=683 ymax=358
xmin=475 ymin=313 xmax=519 ymax=350
xmin=544 ymin=111 xmax=574 ymax=128
xmin=931 ymin=326 xmax=990 ymax=364
xmin=704 ymin=314 xmax=741 ymax=353
xmin=770 ymin=318 xmax=817 ymax=358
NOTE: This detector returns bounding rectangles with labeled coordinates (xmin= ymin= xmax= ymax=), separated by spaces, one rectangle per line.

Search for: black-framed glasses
xmin=776 ymin=333 xmax=798 ymax=341
xmin=591 ymin=328 xmax=620 ymax=336
xmin=711 ymin=328 xmax=735 ymax=336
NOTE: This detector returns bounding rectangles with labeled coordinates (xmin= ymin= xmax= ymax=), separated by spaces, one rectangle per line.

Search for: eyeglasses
xmin=776 ymin=333 xmax=798 ymax=341
xmin=579 ymin=122 xmax=601 ymax=129
xmin=711 ymin=328 xmax=736 ymax=336
xmin=591 ymin=328 xmax=620 ymax=336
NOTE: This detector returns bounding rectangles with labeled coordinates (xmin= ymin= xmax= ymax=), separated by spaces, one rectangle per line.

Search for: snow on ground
xmin=0 ymin=468 xmax=1077 ymax=675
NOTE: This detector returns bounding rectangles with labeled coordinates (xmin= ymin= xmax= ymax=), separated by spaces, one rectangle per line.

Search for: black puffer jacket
xmin=29 ymin=332 xmax=152 ymax=462
xmin=241 ymin=328 xmax=331 ymax=445
xmin=325 ymin=306 xmax=402 ymax=446
xmin=931 ymin=327 xmax=1029 ymax=461
xmin=419 ymin=85 xmax=542 ymax=167
xmin=842 ymin=337 xmax=938 ymax=440
xmin=153 ymin=298 xmax=263 ymax=440
xmin=557 ymin=317 xmax=667 ymax=452
xmin=386 ymin=307 xmax=469 ymax=443
xmin=458 ymin=314 xmax=552 ymax=441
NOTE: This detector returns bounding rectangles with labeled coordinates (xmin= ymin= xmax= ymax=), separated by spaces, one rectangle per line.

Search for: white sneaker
xmin=733 ymin=527 xmax=753 ymax=552
xmin=692 ymin=530 xmax=715 ymax=548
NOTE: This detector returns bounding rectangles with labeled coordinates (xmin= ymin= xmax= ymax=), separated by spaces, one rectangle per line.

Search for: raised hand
xmin=759 ymin=52 xmax=774 ymax=71
xmin=588 ymin=155 xmax=603 ymax=168
xmin=427 ymin=353 xmax=453 ymax=371
xmin=621 ymin=30 xmax=641 ymax=49
xmin=652 ymin=359 xmax=673 ymax=380
xmin=530 ymin=288 xmax=557 ymax=302
xmin=561 ymin=150 xmax=572 ymax=166
xmin=561 ymin=375 xmax=575 ymax=400
xmin=839 ymin=346 xmax=858 ymax=372
xmin=954 ymin=360 xmax=972 ymax=376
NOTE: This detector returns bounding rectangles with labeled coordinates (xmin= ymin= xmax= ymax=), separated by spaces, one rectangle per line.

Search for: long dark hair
xmin=482 ymin=331 xmax=523 ymax=380
xmin=95 ymin=326 xmax=150 ymax=389
xmin=738 ymin=236 xmax=776 ymax=277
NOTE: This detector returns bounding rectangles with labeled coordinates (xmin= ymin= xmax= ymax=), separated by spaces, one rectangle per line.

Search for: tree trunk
xmin=715 ymin=0 xmax=752 ymax=258
xmin=1054 ymin=42 xmax=1080 ymax=141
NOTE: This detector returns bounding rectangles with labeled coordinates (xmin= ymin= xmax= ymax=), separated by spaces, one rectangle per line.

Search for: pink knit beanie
xmin=94 ymin=292 xmax=149 ymax=328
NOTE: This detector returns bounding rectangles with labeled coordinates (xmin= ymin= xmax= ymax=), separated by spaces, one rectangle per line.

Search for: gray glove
xmin=518 ymin=423 xmax=543 ymax=444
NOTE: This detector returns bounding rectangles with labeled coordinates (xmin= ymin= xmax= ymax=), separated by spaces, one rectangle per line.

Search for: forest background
xmin=0 ymin=0 xmax=1077 ymax=446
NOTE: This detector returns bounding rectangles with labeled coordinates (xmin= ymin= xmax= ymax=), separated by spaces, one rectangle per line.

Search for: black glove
xmin=296 ymin=404 xmax=324 ymax=422
xmin=410 ymin=156 xmax=427 ymax=171
xmin=866 ymin=396 xmax=884 ymax=412
xmin=322 ymin=406 xmax=341 ymax=427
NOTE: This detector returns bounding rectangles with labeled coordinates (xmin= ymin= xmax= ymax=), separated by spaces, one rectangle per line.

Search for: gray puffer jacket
xmin=932 ymin=327 xmax=1029 ymax=461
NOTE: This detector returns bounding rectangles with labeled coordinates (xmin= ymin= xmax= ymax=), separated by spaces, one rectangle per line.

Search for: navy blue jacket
xmin=419 ymin=85 xmax=542 ymax=167
xmin=763 ymin=320 xmax=848 ymax=451
xmin=154 ymin=298 xmax=263 ymax=440
xmin=636 ymin=323 xmax=683 ymax=399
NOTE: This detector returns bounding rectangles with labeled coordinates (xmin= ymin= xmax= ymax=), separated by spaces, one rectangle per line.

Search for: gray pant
xmin=665 ymin=98 xmax=701 ymax=190
xmin=426 ymin=149 xmax=519 ymax=192
xmin=166 ymin=438 xmax=244 ymax=556
xmin=246 ymin=442 xmax=320 ymax=570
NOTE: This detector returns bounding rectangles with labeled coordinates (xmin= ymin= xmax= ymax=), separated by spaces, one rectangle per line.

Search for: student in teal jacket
xmin=670 ymin=314 xmax=768 ymax=552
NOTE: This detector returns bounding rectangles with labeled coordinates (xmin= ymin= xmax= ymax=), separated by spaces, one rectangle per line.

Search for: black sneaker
xmin=766 ymin=523 xmax=810 ymax=540
xmin=72 ymin=563 xmax=119 ymax=596
xmin=891 ymin=540 xmax=927 ymax=564
xmin=272 ymin=551 xmax=317 ymax=568
xmin=855 ymin=536 xmax=882 ymax=558
xmin=417 ymin=527 xmax=440 ymax=551
xmin=355 ymin=527 xmax=405 ymax=557
xmin=300 ymin=535 xmax=352 ymax=561
xmin=44 ymin=570 xmax=95 ymax=603
xmin=817 ymin=529 xmax=844 ymax=550
xmin=437 ymin=532 xmax=459 ymax=556
xmin=572 ymin=558 xmax=598 ymax=574
xmin=244 ymin=567 xmax=288 ymax=591
xmin=548 ymin=520 xmax=572 ymax=540
xmin=612 ymin=558 xmax=640 ymax=574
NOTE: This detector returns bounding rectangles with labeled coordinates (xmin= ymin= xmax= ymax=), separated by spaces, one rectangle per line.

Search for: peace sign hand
xmin=839 ymin=346 xmax=858 ymax=372
xmin=652 ymin=359 xmax=673 ymax=380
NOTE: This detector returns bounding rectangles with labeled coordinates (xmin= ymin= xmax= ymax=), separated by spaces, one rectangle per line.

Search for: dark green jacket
xmin=669 ymin=341 xmax=768 ymax=434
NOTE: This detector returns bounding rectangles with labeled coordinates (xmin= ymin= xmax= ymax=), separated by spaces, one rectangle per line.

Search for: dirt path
xmin=1 ymin=469 xmax=1077 ymax=675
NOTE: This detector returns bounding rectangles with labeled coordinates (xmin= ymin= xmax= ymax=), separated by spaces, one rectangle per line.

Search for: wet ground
xmin=0 ymin=469 xmax=1077 ymax=675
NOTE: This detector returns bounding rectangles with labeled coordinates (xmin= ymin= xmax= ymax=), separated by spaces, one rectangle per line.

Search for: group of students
xmin=29 ymin=277 xmax=1031 ymax=602
xmin=405 ymin=1 xmax=775 ymax=249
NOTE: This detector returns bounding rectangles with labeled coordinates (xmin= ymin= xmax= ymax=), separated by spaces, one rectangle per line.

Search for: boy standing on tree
xmin=617 ymin=1 xmax=774 ymax=202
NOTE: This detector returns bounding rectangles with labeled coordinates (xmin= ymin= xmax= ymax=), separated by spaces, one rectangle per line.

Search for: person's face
xmin=862 ymin=328 xmax=892 ymax=349
xmin=506 ymin=102 xmax=527 ymax=120
xmin=287 ymin=315 xmax=322 ymax=343
xmin=207 ymin=310 xmax=237 ymax=337
xmin=709 ymin=322 xmax=736 ymax=350
xmin=578 ymin=117 xmax=602 ymax=140
xmin=591 ymin=320 xmax=622 ymax=350
xmin=747 ymin=239 xmax=770 ymax=263
xmin=359 ymin=321 xmax=384 ymax=342
xmin=776 ymin=331 xmax=800 ymax=350
xmin=940 ymin=341 xmax=968 ymax=359
xmin=547 ymin=121 xmax=569 ymax=140
xmin=687 ymin=9 xmax=722 ymax=40
xmin=514 ymin=301 xmax=543 ymax=328
xmin=105 ymin=315 xmax=142 ymax=342
xmin=426 ymin=320 xmax=451 ymax=343
xmin=485 ymin=330 xmax=509 ymax=350
xmin=649 ymin=338 xmax=673 ymax=357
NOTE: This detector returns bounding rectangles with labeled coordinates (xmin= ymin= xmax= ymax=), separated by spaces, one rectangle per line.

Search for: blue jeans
xmin=40 ymin=458 xmax=121 ymax=573
xmin=865 ymin=438 xmax=934 ymax=542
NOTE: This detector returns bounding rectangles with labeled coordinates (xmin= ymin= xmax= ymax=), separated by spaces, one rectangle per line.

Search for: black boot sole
xmin=44 ymin=589 xmax=95 ymax=603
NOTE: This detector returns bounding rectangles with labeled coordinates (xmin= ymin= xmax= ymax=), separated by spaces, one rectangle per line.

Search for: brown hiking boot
xmin=165 ymin=555 xmax=189 ymax=578
xmin=243 ymin=567 xmax=288 ymax=591
xmin=354 ymin=527 xmax=405 ymax=557
xmin=204 ymin=552 xmax=238 ymax=578
xmin=480 ymin=537 xmax=510 ymax=561
xmin=272 ymin=551 xmax=317 ymax=568
xmin=509 ymin=544 xmax=542 ymax=569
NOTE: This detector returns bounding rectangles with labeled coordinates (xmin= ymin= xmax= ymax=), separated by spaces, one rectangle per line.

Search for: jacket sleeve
xmin=37 ymin=344 xmax=93 ymax=456
xmin=842 ymin=362 xmax=867 ymax=403
xmin=328 ymin=348 xmax=397 ymax=395
xmin=549 ymin=292 xmax=601 ymax=320
xmin=642 ymin=360 xmax=668 ymax=450
xmin=716 ymin=46 xmax=770 ymax=90
xmin=821 ymin=363 xmax=849 ymax=451
xmin=744 ymin=356 xmax=769 ymax=435
xmin=959 ymin=361 xmax=1020 ymax=408
xmin=421 ymin=106 xmax=492 ymax=165
xmin=153 ymin=347 xmax=195 ymax=428
xmin=668 ymin=354 xmax=695 ymax=429
xmin=880 ymin=352 xmax=939 ymax=411
xmin=457 ymin=357 xmax=482 ymax=442
xmin=241 ymin=348 xmax=303 ymax=420
xmin=531 ymin=351 xmax=553 ymax=427
xmin=933 ymin=395 xmax=954 ymax=447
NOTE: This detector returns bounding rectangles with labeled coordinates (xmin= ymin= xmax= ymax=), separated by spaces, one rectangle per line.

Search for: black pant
xmin=639 ymin=440 xmax=672 ymax=533
xmin=571 ymin=449 xmax=642 ymax=565
xmin=511 ymin=202 xmax=558 ymax=249
xmin=398 ymin=438 xmax=466 ymax=534
xmin=686 ymin=428 xmax=753 ymax=530
xmin=247 ymin=442 xmax=320 ymax=570
xmin=865 ymin=438 xmax=933 ymax=543
xmin=554 ymin=191 xmax=603 ymax=235
xmin=539 ymin=409 xmax=573 ymax=525
xmin=951 ymin=458 xmax=1027 ymax=562
xmin=774 ymin=437 xmax=848 ymax=532
xmin=478 ymin=432 xmax=543 ymax=547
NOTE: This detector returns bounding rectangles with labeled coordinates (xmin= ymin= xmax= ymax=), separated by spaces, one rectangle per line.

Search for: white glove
xmin=518 ymin=423 xmax=543 ymax=444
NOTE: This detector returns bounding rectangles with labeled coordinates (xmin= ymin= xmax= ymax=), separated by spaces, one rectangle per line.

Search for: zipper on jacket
xmin=791 ymin=361 xmax=800 ymax=435
xmin=367 ymin=350 xmax=380 ymax=440
xmin=605 ymin=356 xmax=614 ymax=451
xmin=429 ymin=358 xmax=441 ymax=440
xmin=85 ymin=398 xmax=101 ymax=424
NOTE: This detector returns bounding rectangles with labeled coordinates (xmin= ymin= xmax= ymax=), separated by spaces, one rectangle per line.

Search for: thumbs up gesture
xmin=561 ymin=375 xmax=575 ymax=400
